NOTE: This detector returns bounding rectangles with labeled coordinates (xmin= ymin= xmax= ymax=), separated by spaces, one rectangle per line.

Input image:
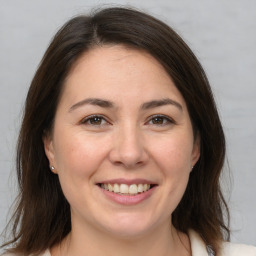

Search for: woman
xmin=1 ymin=7 xmax=255 ymax=256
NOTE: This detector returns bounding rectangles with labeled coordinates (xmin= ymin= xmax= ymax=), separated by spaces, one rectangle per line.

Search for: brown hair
xmin=1 ymin=6 xmax=230 ymax=255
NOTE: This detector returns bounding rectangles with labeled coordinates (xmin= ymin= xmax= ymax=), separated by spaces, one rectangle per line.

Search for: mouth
xmin=97 ymin=183 xmax=157 ymax=196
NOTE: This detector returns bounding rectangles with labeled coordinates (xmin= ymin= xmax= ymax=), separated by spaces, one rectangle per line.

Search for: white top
xmin=189 ymin=230 xmax=256 ymax=256
xmin=2 ymin=230 xmax=256 ymax=256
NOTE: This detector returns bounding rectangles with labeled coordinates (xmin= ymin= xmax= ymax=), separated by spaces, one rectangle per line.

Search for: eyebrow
xmin=69 ymin=97 xmax=182 ymax=112
xmin=69 ymin=98 xmax=114 ymax=112
xmin=141 ymin=98 xmax=183 ymax=111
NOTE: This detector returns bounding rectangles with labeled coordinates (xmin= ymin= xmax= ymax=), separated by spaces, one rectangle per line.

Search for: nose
xmin=108 ymin=125 xmax=149 ymax=169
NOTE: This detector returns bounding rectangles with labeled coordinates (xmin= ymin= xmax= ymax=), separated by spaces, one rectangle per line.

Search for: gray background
xmin=0 ymin=0 xmax=255 ymax=247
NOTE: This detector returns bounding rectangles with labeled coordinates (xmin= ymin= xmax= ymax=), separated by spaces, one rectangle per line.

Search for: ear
xmin=191 ymin=134 xmax=200 ymax=167
xmin=43 ymin=133 xmax=57 ymax=174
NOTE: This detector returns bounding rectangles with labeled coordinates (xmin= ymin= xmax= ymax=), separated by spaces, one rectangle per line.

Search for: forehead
xmin=61 ymin=45 xmax=186 ymax=107
xmin=67 ymin=45 xmax=168 ymax=79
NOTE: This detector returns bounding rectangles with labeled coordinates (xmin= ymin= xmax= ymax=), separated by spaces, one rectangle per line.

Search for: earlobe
xmin=43 ymin=134 xmax=56 ymax=173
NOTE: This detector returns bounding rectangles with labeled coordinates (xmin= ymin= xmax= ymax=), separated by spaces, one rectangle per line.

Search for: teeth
xmin=108 ymin=184 xmax=113 ymax=192
xmin=113 ymin=184 xmax=119 ymax=193
xmin=143 ymin=184 xmax=149 ymax=191
xmin=138 ymin=184 xmax=144 ymax=193
xmin=101 ymin=183 xmax=152 ymax=195
xmin=129 ymin=184 xmax=138 ymax=194
xmin=120 ymin=184 xmax=129 ymax=194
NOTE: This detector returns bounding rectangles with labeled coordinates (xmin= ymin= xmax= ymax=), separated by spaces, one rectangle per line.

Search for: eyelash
xmin=80 ymin=114 xmax=109 ymax=126
xmin=146 ymin=114 xmax=176 ymax=126
xmin=80 ymin=114 xmax=175 ymax=127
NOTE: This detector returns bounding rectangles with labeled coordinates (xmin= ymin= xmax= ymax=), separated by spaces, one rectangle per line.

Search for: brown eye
xmin=151 ymin=116 xmax=165 ymax=124
xmin=81 ymin=115 xmax=107 ymax=126
xmin=147 ymin=115 xmax=175 ymax=126
xmin=89 ymin=116 xmax=103 ymax=125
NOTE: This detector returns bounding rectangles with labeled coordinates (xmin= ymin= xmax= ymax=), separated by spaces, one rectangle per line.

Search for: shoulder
xmin=188 ymin=229 xmax=256 ymax=256
xmin=220 ymin=241 xmax=256 ymax=256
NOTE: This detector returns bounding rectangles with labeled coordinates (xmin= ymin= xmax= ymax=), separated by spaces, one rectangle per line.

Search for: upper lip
xmin=97 ymin=178 xmax=157 ymax=186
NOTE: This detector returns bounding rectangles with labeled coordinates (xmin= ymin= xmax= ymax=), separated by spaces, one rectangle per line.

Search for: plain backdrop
xmin=0 ymin=0 xmax=255 ymax=248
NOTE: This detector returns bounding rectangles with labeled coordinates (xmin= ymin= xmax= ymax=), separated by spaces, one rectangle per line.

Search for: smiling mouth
xmin=97 ymin=183 xmax=156 ymax=196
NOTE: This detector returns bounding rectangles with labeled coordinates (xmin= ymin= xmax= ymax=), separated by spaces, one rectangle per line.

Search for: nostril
xmin=113 ymin=160 xmax=124 ymax=166
xmin=111 ymin=158 xmax=145 ymax=169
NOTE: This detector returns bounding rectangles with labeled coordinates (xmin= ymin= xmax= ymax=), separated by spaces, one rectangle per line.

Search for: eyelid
xmin=146 ymin=114 xmax=176 ymax=125
xmin=79 ymin=114 xmax=175 ymax=126
xmin=80 ymin=114 xmax=111 ymax=125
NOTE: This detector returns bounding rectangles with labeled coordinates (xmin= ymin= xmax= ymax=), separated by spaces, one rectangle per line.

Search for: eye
xmin=81 ymin=115 xmax=108 ymax=126
xmin=147 ymin=115 xmax=175 ymax=126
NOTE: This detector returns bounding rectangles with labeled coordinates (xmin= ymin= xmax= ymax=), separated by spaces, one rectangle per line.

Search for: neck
xmin=51 ymin=219 xmax=191 ymax=256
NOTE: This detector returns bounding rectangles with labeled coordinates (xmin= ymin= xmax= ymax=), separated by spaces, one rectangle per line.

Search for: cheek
xmin=53 ymin=131 xmax=109 ymax=179
xmin=150 ymin=134 xmax=194 ymax=172
xmin=149 ymin=134 xmax=193 ymax=206
xmin=52 ymin=133 xmax=110 ymax=207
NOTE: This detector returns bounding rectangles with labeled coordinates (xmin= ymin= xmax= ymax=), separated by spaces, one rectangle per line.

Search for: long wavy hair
xmin=1 ymin=6 xmax=229 ymax=255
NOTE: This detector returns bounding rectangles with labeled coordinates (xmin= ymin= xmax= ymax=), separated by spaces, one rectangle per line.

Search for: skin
xmin=44 ymin=45 xmax=200 ymax=256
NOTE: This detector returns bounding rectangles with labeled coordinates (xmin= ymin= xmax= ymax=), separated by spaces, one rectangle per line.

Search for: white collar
xmin=188 ymin=229 xmax=214 ymax=256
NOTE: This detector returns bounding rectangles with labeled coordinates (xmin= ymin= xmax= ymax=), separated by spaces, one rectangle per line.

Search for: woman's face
xmin=44 ymin=45 xmax=200 ymax=238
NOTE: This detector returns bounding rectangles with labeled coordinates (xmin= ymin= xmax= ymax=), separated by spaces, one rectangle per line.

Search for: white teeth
xmin=108 ymin=184 xmax=113 ymax=192
xmin=120 ymin=184 xmax=129 ymax=193
xmin=101 ymin=183 xmax=152 ymax=195
xmin=129 ymin=184 xmax=138 ymax=194
xmin=138 ymin=184 xmax=144 ymax=193
xmin=113 ymin=184 xmax=119 ymax=193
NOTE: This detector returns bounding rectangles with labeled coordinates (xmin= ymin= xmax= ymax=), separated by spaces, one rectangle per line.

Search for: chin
xmin=105 ymin=226 xmax=152 ymax=240
xmin=99 ymin=213 xmax=160 ymax=239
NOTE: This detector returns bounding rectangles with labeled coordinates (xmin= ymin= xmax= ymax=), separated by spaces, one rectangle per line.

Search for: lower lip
xmin=99 ymin=186 xmax=157 ymax=205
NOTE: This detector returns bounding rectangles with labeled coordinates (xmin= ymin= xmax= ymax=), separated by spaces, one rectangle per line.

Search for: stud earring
xmin=50 ymin=166 xmax=55 ymax=171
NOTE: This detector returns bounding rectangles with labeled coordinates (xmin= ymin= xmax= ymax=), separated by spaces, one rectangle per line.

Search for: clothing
xmin=189 ymin=230 xmax=256 ymax=256
xmin=2 ymin=230 xmax=256 ymax=256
